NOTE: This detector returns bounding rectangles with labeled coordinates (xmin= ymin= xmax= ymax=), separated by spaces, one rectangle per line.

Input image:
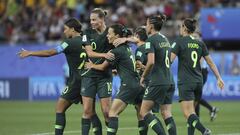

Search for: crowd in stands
xmin=0 ymin=0 xmax=239 ymax=44
xmin=0 ymin=0 xmax=239 ymax=75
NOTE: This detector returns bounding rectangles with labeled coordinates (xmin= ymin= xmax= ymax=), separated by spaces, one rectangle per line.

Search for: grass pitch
xmin=0 ymin=101 xmax=240 ymax=135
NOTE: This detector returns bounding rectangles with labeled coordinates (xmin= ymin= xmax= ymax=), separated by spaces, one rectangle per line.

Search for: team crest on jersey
xmin=145 ymin=42 xmax=151 ymax=49
xmin=82 ymin=35 xmax=87 ymax=42
xmin=137 ymin=51 xmax=142 ymax=57
xmin=61 ymin=42 xmax=69 ymax=49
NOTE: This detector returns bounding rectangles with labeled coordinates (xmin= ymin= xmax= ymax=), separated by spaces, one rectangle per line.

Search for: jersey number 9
xmin=191 ymin=51 xmax=198 ymax=68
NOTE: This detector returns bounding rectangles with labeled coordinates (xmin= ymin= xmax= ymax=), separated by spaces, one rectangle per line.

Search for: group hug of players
xmin=18 ymin=8 xmax=224 ymax=135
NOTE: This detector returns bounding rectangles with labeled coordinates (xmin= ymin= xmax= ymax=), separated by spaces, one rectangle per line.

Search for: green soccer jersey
xmin=135 ymin=44 xmax=147 ymax=66
xmin=171 ymin=35 xmax=209 ymax=84
xmin=135 ymin=43 xmax=150 ymax=82
xmin=107 ymin=44 xmax=139 ymax=86
xmin=60 ymin=36 xmax=87 ymax=84
xmin=145 ymin=33 xmax=173 ymax=86
xmin=82 ymin=28 xmax=113 ymax=77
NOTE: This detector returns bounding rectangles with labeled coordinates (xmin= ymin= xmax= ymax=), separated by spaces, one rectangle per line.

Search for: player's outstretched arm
xmin=18 ymin=48 xmax=57 ymax=58
xmin=204 ymin=55 xmax=224 ymax=90
xmin=85 ymin=60 xmax=109 ymax=71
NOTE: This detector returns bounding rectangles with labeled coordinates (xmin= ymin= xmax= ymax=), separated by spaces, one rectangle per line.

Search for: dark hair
xmin=148 ymin=13 xmax=166 ymax=31
xmin=110 ymin=24 xmax=129 ymax=38
xmin=183 ymin=18 xmax=197 ymax=33
xmin=127 ymin=29 xmax=133 ymax=37
xmin=135 ymin=26 xmax=148 ymax=41
xmin=91 ymin=8 xmax=107 ymax=19
xmin=64 ymin=18 xmax=82 ymax=33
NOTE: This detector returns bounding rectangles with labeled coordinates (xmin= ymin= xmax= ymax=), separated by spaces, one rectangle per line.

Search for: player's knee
xmin=55 ymin=102 xmax=67 ymax=113
xmin=83 ymin=108 xmax=94 ymax=118
xmin=139 ymin=110 xmax=147 ymax=119
xmin=183 ymin=110 xmax=192 ymax=119
xmin=108 ymin=109 xmax=118 ymax=117
xmin=102 ymin=110 xmax=109 ymax=119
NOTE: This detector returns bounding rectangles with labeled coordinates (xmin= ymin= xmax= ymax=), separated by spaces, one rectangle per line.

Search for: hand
xmin=136 ymin=63 xmax=142 ymax=71
xmin=17 ymin=48 xmax=32 ymax=58
xmin=105 ymin=51 xmax=115 ymax=60
xmin=140 ymin=76 xmax=145 ymax=87
xmin=84 ymin=59 xmax=93 ymax=69
xmin=128 ymin=36 xmax=138 ymax=43
xmin=217 ymin=78 xmax=224 ymax=90
xmin=113 ymin=38 xmax=127 ymax=46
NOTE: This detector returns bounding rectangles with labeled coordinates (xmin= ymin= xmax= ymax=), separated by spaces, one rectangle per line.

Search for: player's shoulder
xmin=61 ymin=38 xmax=71 ymax=45
xmin=83 ymin=28 xmax=96 ymax=35
xmin=113 ymin=44 xmax=127 ymax=53
xmin=195 ymin=39 xmax=205 ymax=46
xmin=174 ymin=36 xmax=184 ymax=43
xmin=138 ymin=44 xmax=145 ymax=50
xmin=146 ymin=34 xmax=155 ymax=41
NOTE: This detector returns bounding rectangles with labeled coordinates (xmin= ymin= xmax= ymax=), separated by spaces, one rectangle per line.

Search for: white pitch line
xmin=217 ymin=133 xmax=240 ymax=135
xmin=30 ymin=127 xmax=240 ymax=135
xmin=30 ymin=127 xmax=138 ymax=135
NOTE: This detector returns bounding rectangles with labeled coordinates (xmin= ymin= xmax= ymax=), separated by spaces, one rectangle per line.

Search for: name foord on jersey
xmin=188 ymin=43 xmax=199 ymax=49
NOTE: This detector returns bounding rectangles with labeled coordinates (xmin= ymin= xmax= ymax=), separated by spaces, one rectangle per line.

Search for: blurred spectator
xmin=231 ymin=53 xmax=240 ymax=75
xmin=48 ymin=16 xmax=63 ymax=40
xmin=0 ymin=0 xmax=239 ymax=44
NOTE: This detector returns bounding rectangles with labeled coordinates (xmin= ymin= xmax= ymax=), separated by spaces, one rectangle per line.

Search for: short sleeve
xmin=145 ymin=41 xmax=154 ymax=54
xmin=201 ymin=42 xmax=209 ymax=57
xmin=82 ymin=34 xmax=91 ymax=46
xmin=171 ymin=39 xmax=180 ymax=55
xmin=55 ymin=40 xmax=70 ymax=53
xmin=135 ymin=48 xmax=143 ymax=61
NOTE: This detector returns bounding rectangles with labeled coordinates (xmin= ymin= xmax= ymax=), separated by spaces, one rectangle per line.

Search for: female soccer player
xmin=137 ymin=25 xmax=177 ymax=135
xmin=138 ymin=14 xmax=176 ymax=135
xmin=85 ymin=24 xmax=144 ymax=135
xmin=80 ymin=8 xmax=114 ymax=135
xmin=193 ymin=32 xmax=219 ymax=121
xmin=171 ymin=18 xmax=224 ymax=135
xmin=18 ymin=18 xmax=87 ymax=135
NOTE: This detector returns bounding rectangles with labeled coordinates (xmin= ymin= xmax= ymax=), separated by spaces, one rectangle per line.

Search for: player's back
xmin=110 ymin=44 xmax=139 ymax=86
xmin=146 ymin=33 xmax=173 ymax=86
xmin=172 ymin=35 xmax=209 ymax=84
